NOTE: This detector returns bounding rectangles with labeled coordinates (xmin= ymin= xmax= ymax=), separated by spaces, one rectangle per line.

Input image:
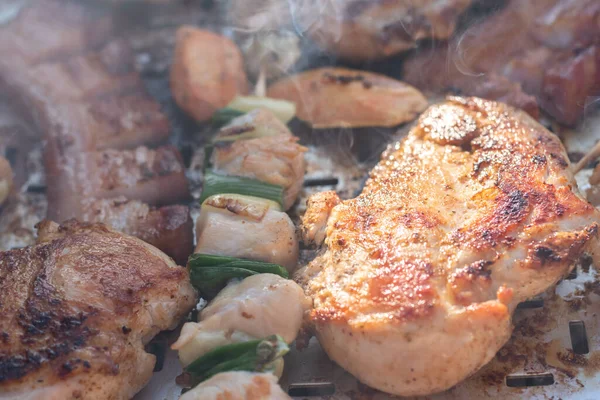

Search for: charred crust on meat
xmin=532 ymin=155 xmax=547 ymax=164
xmin=321 ymin=72 xmax=373 ymax=89
xmin=534 ymin=246 xmax=562 ymax=263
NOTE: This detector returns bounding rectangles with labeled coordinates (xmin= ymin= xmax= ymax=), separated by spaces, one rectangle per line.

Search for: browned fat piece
xmin=297 ymin=97 xmax=600 ymax=396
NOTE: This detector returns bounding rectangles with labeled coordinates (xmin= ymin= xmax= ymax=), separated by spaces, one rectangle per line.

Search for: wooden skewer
xmin=574 ymin=140 xmax=600 ymax=174
xmin=254 ymin=64 xmax=267 ymax=98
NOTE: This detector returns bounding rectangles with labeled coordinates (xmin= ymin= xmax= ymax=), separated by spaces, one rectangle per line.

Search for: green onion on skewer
xmin=211 ymin=108 xmax=246 ymax=128
xmin=188 ymin=253 xmax=288 ymax=298
xmin=226 ymin=96 xmax=296 ymax=124
xmin=184 ymin=335 xmax=289 ymax=385
xmin=199 ymin=171 xmax=284 ymax=207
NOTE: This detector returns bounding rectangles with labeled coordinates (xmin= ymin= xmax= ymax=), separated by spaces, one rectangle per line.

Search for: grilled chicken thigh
xmin=297 ymin=97 xmax=600 ymax=396
xmin=0 ymin=220 xmax=196 ymax=400
xmin=179 ymin=371 xmax=291 ymax=400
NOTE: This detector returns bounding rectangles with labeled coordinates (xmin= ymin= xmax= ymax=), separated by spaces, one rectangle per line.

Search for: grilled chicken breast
xmin=297 ymin=97 xmax=600 ymax=396
xmin=0 ymin=220 xmax=196 ymax=400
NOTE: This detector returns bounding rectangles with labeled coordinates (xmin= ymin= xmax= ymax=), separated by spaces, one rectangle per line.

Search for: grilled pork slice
xmin=0 ymin=0 xmax=115 ymax=66
xmin=297 ymin=97 xmax=600 ymax=396
xmin=0 ymin=220 xmax=196 ymax=400
xmin=180 ymin=371 xmax=291 ymax=400
xmin=81 ymin=198 xmax=194 ymax=265
xmin=297 ymin=0 xmax=474 ymax=61
xmin=402 ymin=0 xmax=600 ymax=125
xmin=95 ymin=146 xmax=190 ymax=206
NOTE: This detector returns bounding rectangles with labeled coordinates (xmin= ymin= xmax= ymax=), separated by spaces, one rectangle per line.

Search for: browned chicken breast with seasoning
xmin=0 ymin=220 xmax=196 ymax=400
xmin=296 ymin=0 xmax=474 ymax=61
xmin=297 ymin=97 xmax=600 ymax=396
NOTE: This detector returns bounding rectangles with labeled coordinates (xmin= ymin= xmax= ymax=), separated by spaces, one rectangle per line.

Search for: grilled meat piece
xmin=267 ymin=68 xmax=428 ymax=129
xmin=297 ymin=97 xmax=600 ymax=396
xmin=180 ymin=371 xmax=291 ymax=400
xmin=0 ymin=0 xmax=115 ymax=65
xmin=0 ymin=0 xmax=191 ymax=262
xmin=211 ymin=109 xmax=307 ymax=210
xmin=297 ymin=0 xmax=474 ymax=61
xmin=80 ymin=198 xmax=194 ymax=265
xmin=403 ymin=0 xmax=600 ymax=125
xmin=195 ymin=195 xmax=299 ymax=271
xmin=170 ymin=26 xmax=249 ymax=122
xmin=0 ymin=220 xmax=196 ymax=400
xmin=94 ymin=146 xmax=189 ymax=206
xmin=173 ymin=274 xmax=309 ymax=366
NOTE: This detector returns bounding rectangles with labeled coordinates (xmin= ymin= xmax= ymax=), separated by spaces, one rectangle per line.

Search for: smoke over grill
xmin=1 ymin=1 xmax=600 ymax=400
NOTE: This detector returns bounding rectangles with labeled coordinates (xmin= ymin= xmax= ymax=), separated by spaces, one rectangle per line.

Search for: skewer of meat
xmin=168 ymin=27 xmax=311 ymax=395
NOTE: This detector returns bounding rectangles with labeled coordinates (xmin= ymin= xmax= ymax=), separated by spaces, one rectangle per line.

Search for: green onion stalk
xmin=188 ymin=253 xmax=288 ymax=299
xmin=211 ymin=108 xmax=246 ymax=128
xmin=199 ymin=171 xmax=284 ymax=207
xmin=183 ymin=335 xmax=289 ymax=386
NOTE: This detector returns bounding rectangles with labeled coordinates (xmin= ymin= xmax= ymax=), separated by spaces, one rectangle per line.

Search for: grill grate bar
xmin=506 ymin=373 xmax=554 ymax=387
xmin=304 ymin=177 xmax=339 ymax=187
xmin=288 ymin=382 xmax=335 ymax=397
xmin=569 ymin=320 xmax=590 ymax=354
xmin=516 ymin=298 xmax=544 ymax=309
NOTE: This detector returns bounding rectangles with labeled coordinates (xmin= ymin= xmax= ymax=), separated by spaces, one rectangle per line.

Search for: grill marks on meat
xmin=403 ymin=0 xmax=600 ymax=125
xmin=297 ymin=97 xmax=600 ymax=396
xmin=0 ymin=0 xmax=192 ymax=262
xmin=0 ymin=221 xmax=196 ymax=399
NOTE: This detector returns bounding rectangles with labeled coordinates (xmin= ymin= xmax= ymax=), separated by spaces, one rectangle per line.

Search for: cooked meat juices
xmin=297 ymin=97 xmax=600 ymax=396
xmin=0 ymin=221 xmax=196 ymax=400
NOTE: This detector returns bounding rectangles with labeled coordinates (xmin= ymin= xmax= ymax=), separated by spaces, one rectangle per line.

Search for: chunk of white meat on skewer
xmin=173 ymin=274 xmax=309 ymax=367
xmin=179 ymin=371 xmax=291 ymax=400
xmin=211 ymin=109 xmax=307 ymax=210
xmin=195 ymin=194 xmax=299 ymax=272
